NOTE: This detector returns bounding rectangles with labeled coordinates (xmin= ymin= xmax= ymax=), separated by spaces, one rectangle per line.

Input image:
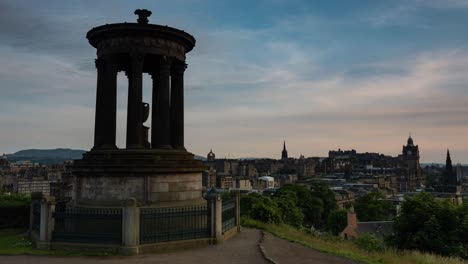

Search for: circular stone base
xmin=70 ymin=149 xmax=205 ymax=206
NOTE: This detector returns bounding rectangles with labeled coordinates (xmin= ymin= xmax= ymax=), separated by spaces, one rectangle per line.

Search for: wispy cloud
xmin=0 ymin=1 xmax=467 ymax=162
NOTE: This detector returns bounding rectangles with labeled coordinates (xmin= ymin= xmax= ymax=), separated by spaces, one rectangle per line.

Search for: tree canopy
xmin=241 ymin=183 xmax=342 ymax=231
xmin=354 ymin=190 xmax=394 ymax=221
xmin=392 ymin=192 xmax=467 ymax=259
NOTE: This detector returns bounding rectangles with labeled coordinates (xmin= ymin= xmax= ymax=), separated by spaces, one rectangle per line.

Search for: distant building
xmin=235 ymin=178 xmax=252 ymax=190
xmin=400 ymin=135 xmax=423 ymax=192
xmin=202 ymin=170 xmax=216 ymax=188
xmin=207 ymin=149 xmax=215 ymax=162
xmin=444 ymin=149 xmax=457 ymax=186
xmin=217 ymin=173 xmax=234 ymax=189
xmin=17 ymin=180 xmax=54 ymax=195
xmin=340 ymin=207 xmax=394 ymax=240
xmin=281 ymin=141 xmax=288 ymax=160
xmin=256 ymin=176 xmax=275 ymax=190
xmin=433 ymin=149 xmax=462 ymax=200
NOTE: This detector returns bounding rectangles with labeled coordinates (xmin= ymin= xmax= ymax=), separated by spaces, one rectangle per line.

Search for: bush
xmin=0 ymin=193 xmax=31 ymax=207
xmin=0 ymin=206 xmax=30 ymax=228
xmin=250 ymin=200 xmax=282 ymax=224
xmin=0 ymin=193 xmax=31 ymax=228
xmin=326 ymin=209 xmax=347 ymax=235
xmin=355 ymin=233 xmax=386 ymax=252
xmin=275 ymin=196 xmax=303 ymax=227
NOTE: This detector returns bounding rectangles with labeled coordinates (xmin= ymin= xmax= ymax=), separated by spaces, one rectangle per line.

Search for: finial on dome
xmin=134 ymin=9 xmax=152 ymax=24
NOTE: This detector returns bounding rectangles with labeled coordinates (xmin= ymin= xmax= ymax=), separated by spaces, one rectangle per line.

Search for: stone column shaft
xmin=93 ymin=58 xmax=106 ymax=149
xmin=152 ymin=58 xmax=172 ymax=149
xmin=150 ymin=73 xmax=158 ymax=147
xmin=93 ymin=57 xmax=117 ymax=149
xmin=126 ymin=53 xmax=144 ymax=149
xmin=170 ymin=62 xmax=186 ymax=149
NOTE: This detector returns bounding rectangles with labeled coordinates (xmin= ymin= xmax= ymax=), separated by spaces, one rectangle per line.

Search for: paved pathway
xmin=0 ymin=229 xmax=358 ymax=264
xmin=0 ymin=228 xmax=268 ymax=264
xmin=261 ymin=232 xmax=358 ymax=264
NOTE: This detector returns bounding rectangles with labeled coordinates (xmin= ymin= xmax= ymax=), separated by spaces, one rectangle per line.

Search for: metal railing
xmin=140 ymin=205 xmax=209 ymax=244
xmin=222 ymin=200 xmax=236 ymax=233
xmin=52 ymin=206 xmax=122 ymax=244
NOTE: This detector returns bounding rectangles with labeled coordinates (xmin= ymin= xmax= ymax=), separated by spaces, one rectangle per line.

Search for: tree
xmin=392 ymin=192 xmax=467 ymax=259
xmin=310 ymin=182 xmax=338 ymax=227
xmin=326 ymin=209 xmax=347 ymax=235
xmin=354 ymin=190 xmax=394 ymax=221
xmin=275 ymin=196 xmax=304 ymax=227
xmin=250 ymin=199 xmax=282 ymax=224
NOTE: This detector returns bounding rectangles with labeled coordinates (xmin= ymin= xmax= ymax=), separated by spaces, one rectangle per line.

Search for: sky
xmin=0 ymin=0 xmax=468 ymax=163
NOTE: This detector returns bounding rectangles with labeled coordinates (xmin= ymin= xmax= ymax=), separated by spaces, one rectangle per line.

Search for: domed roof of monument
xmin=86 ymin=9 xmax=196 ymax=53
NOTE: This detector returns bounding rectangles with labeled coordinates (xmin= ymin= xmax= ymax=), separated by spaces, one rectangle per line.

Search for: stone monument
xmin=71 ymin=9 xmax=205 ymax=207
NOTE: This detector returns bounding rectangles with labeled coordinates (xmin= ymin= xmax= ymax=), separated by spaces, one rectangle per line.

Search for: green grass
xmin=0 ymin=229 xmax=115 ymax=256
xmin=241 ymin=217 xmax=466 ymax=264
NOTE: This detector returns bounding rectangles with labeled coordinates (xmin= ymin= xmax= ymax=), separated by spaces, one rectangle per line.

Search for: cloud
xmin=0 ymin=1 xmax=467 ymax=163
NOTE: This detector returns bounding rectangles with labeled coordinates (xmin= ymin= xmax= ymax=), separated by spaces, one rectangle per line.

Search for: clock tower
xmin=400 ymin=135 xmax=422 ymax=192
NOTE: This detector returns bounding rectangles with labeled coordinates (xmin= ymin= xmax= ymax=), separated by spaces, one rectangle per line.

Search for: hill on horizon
xmin=6 ymin=148 xmax=86 ymax=164
xmin=6 ymin=148 xmax=208 ymax=164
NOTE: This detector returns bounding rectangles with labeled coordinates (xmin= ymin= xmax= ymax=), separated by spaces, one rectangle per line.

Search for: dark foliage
xmin=391 ymin=192 xmax=468 ymax=259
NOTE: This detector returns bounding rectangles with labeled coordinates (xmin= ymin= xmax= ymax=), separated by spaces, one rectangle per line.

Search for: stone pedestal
xmin=71 ymin=149 xmax=205 ymax=206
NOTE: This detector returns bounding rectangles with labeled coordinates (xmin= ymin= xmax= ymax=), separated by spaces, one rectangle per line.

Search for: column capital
xmin=95 ymin=58 xmax=106 ymax=70
xmin=171 ymin=61 xmax=187 ymax=74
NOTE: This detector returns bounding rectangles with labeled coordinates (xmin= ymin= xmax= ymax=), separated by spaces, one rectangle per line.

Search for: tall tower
xmin=281 ymin=141 xmax=288 ymax=160
xmin=401 ymin=135 xmax=422 ymax=192
xmin=446 ymin=149 xmax=456 ymax=186
xmin=207 ymin=149 xmax=215 ymax=162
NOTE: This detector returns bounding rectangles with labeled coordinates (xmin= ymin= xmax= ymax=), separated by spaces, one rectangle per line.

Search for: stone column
xmin=152 ymin=57 xmax=172 ymax=149
xmin=29 ymin=192 xmax=42 ymax=235
xmin=121 ymin=198 xmax=140 ymax=255
xmin=170 ymin=61 xmax=186 ymax=150
xmin=208 ymin=194 xmax=222 ymax=243
xmin=150 ymin=71 xmax=158 ymax=147
xmin=126 ymin=53 xmax=145 ymax=149
xmin=93 ymin=58 xmax=106 ymax=149
xmin=105 ymin=60 xmax=118 ymax=148
xmin=215 ymin=195 xmax=223 ymax=243
xmin=93 ymin=57 xmax=117 ymax=150
xmin=235 ymin=190 xmax=241 ymax=232
xmin=37 ymin=196 xmax=55 ymax=250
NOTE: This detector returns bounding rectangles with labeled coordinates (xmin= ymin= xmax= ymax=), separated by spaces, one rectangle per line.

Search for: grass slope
xmin=0 ymin=229 xmax=114 ymax=256
xmin=241 ymin=217 xmax=466 ymax=264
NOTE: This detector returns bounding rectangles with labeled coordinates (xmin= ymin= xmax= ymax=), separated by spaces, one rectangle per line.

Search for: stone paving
xmin=0 ymin=228 xmax=358 ymax=264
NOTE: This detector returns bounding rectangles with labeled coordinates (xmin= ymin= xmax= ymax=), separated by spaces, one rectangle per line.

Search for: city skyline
xmin=1 ymin=1 xmax=468 ymax=163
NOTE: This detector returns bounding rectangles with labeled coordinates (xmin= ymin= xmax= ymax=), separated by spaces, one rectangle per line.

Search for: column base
xmin=92 ymin=144 xmax=118 ymax=150
xmin=126 ymin=144 xmax=144 ymax=149
xmin=36 ymin=240 xmax=51 ymax=250
xmin=120 ymin=246 xmax=139 ymax=255
xmin=153 ymin=145 xmax=173 ymax=149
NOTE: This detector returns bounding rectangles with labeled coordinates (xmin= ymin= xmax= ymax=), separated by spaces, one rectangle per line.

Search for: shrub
xmin=355 ymin=233 xmax=386 ymax=252
xmin=250 ymin=200 xmax=282 ymax=224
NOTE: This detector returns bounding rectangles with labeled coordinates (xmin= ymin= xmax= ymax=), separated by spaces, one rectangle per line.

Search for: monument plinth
xmin=71 ymin=10 xmax=205 ymax=206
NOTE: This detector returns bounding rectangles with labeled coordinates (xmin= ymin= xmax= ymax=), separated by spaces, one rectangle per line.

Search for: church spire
xmin=281 ymin=140 xmax=288 ymax=160
xmin=446 ymin=149 xmax=455 ymax=186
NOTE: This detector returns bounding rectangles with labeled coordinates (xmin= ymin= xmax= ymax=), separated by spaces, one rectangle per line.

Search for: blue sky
xmin=0 ymin=0 xmax=468 ymax=162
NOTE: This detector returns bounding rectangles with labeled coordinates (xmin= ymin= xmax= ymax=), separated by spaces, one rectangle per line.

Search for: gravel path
xmin=261 ymin=231 xmax=358 ymax=264
xmin=0 ymin=229 xmax=359 ymax=264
